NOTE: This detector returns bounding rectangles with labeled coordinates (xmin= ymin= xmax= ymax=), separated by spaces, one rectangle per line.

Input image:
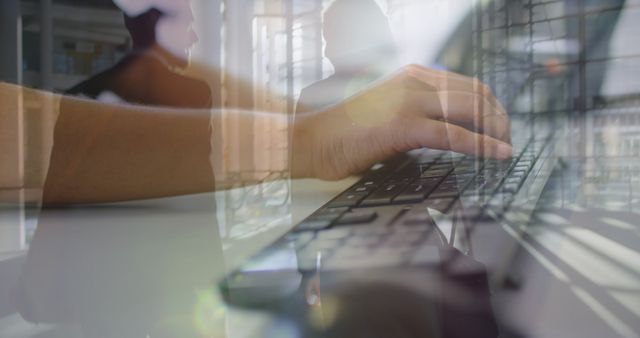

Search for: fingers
xmin=376 ymin=65 xmax=513 ymax=152
xmin=402 ymin=64 xmax=508 ymax=117
xmin=443 ymin=122 xmax=512 ymax=159
xmin=398 ymin=117 xmax=513 ymax=159
xmin=391 ymin=64 xmax=511 ymax=143
xmin=405 ymin=66 xmax=495 ymax=96
xmin=402 ymin=90 xmax=511 ymax=143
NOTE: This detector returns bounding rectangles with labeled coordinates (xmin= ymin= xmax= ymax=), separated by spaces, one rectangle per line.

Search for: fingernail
xmin=497 ymin=143 xmax=513 ymax=159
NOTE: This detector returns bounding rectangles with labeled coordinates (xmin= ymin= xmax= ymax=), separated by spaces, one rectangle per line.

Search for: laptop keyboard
xmin=287 ymin=137 xmax=551 ymax=271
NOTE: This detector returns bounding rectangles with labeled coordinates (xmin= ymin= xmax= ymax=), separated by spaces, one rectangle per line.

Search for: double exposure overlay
xmin=1 ymin=0 xmax=640 ymax=337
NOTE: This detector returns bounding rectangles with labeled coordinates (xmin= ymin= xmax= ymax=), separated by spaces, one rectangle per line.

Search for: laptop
xmin=218 ymin=0 xmax=626 ymax=330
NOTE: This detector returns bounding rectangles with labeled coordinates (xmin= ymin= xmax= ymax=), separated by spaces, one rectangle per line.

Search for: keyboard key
xmin=393 ymin=179 xmax=440 ymax=204
xmin=518 ymin=160 xmax=533 ymax=168
xmin=482 ymin=161 xmax=503 ymax=170
xmin=451 ymin=165 xmax=480 ymax=175
xmin=428 ymin=183 xmax=462 ymax=198
xmin=296 ymin=220 xmax=332 ymax=232
xmin=317 ymin=228 xmax=352 ymax=240
xmin=308 ymin=207 xmax=349 ymax=223
xmin=442 ymin=173 xmax=475 ymax=185
xmin=393 ymin=194 xmax=425 ymax=205
xmin=509 ymin=168 xmax=527 ymax=177
xmin=336 ymin=211 xmax=378 ymax=225
xmin=328 ymin=192 xmax=367 ymax=208
xmin=416 ymin=177 xmax=445 ymax=186
xmin=360 ymin=183 xmax=407 ymax=206
xmin=421 ymin=168 xmax=452 ymax=178
xmin=349 ymin=180 xmax=379 ymax=193
xmin=504 ymin=177 xmax=522 ymax=185
xmin=428 ymin=163 xmax=455 ymax=171
xmin=414 ymin=152 xmax=443 ymax=165
xmin=365 ymin=162 xmax=395 ymax=181
xmin=308 ymin=213 xmax=343 ymax=222
xmin=350 ymin=184 xmax=379 ymax=194
xmin=481 ymin=169 xmax=510 ymax=178
xmin=428 ymin=190 xmax=460 ymax=199
xmin=502 ymin=183 xmax=520 ymax=193
xmin=520 ymin=152 xmax=537 ymax=160
xmin=386 ymin=177 xmax=415 ymax=184
xmin=403 ymin=211 xmax=435 ymax=225
xmin=313 ymin=207 xmax=349 ymax=216
xmin=391 ymin=165 xmax=424 ymax=180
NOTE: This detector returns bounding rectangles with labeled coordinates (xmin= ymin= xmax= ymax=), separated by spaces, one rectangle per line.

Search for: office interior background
xmin=2 ymin=0 xmax=640 ymax=251
xmin=2 ymin=1 xmax=640 ymax=337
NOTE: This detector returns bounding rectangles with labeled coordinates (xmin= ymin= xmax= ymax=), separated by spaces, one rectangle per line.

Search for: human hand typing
xmin=0 ymin=64 xmax=511 ymax=204
xmin=293 ymin=64 xmax=512 ymax=180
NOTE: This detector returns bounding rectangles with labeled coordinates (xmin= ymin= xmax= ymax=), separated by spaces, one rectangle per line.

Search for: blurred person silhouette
xmin=66 ymin=0 xmax=213 ymax=109
xmin=296 ymin=0 xmax=399 ymax=114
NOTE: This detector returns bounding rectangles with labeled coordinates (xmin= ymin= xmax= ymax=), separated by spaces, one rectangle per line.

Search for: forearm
xmin=0 ymin=82 xmax=296 ymax=205
xmin=44 ymin=95 xmax=299 ymax=204
xmin=0 ymin=83 xmax=59 ymax=204
xmin=43 ymin=96 xmax=215 ymax=205
xmin=0 ymin=83 xmax=25 ymax=192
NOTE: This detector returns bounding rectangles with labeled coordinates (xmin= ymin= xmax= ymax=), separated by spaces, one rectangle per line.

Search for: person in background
xmin=66 ymin=0 xmax=213 ymax=109
xmin=297 ymin=0 xmax=399 ymax=114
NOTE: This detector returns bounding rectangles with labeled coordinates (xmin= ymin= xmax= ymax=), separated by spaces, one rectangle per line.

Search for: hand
xmin=293 ymin=65 xmax=512 ymax=180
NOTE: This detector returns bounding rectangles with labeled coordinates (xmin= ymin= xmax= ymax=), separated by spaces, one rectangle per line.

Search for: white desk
xmin=0 ymin=178 xmax=356 ymax=338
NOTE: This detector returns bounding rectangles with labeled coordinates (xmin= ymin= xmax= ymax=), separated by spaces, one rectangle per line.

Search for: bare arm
xmin=43 ymin=95 xmax=215 ymax=205
xmin=1 ymin=64 xmax=512 ymax=206
xmin=0 ymin=82 xmax=289 ymax=205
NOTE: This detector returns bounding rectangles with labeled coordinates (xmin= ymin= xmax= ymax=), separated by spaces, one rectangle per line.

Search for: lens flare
xmin=193 ymin=289 xmax=227 ymax=337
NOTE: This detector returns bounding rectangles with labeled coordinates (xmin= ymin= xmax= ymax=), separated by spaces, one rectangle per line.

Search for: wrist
xmin=291 ymin=113 xmax=316 ymax=179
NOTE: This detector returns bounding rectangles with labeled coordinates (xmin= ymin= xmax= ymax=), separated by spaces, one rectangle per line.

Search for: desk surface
xmin=0 ymin=178 xmax=356 ymax=337
xmin=1 ymin=155 xmax=640 ymax=338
